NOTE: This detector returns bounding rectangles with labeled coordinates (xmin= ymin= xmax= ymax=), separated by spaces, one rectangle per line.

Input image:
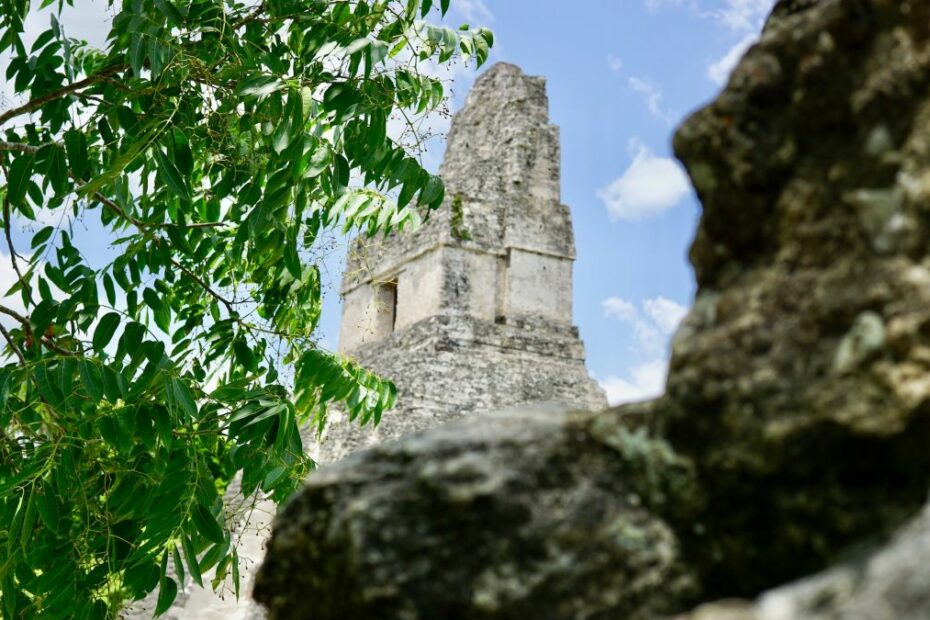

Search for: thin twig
xmin=2 ymin=196 xmax=29 ymax=307
xmin=0 ymin=323 xmax=25 ymax=365
xmin=169 ymin=257 xmax=235 ymax=313
xmin=0 ymin=141 xmax=38 ymax=153
xmin=0 ymin=64 xmax=125 ymax=127
xmin=0 ymin=304 xmax=77 ymax=357
xmin=0 ymin=304 xmax=28 ymax=325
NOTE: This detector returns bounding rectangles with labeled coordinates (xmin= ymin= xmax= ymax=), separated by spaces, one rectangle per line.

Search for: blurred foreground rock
xmin=255 ymin=0 xmax=930 ymax=618
xmin=676 ymin=497 xmax=930 ymax=620
xmin=665 ymin=0 xmax=930 ymax=594
xmin=255 ymin=404 xmax=698 ymax=620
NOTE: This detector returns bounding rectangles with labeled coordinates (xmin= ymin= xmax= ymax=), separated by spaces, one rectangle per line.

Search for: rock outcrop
xmin=665 ymin=0 xmax=930 ymax=595
xmin=255 ymin=0 xmax=930 ymax=618
xmin=676 ymin=495 xmax=930 ymax=620
xmin=257 ymin=405 xmax=697 ymax=620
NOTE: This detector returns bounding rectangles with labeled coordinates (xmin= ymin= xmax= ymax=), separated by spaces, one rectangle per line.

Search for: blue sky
xmin=1 ymin=0 xmax=775 ymax=405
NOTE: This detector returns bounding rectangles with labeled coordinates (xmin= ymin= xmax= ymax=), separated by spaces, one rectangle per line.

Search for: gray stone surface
xmin=321 ymin=62 xmax=606 ymax=461
xmin=256 ymin=406 xmax=698 ymax=620
xmin=674 ymin=496 xmax=930 ymax=620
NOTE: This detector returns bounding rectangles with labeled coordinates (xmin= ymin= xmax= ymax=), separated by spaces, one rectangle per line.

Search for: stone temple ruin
xmin=320 ymin=62 xmax=606 ymax=460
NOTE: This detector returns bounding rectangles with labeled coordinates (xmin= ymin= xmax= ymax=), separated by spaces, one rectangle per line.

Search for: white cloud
xmin=599 ymin=360 xmax=669 ymax=406
xmin=607 ymin=54 xmax=623 ymax=73
xmin=602 ymin=297 xmax=637 ymax=322
xmin=707 ymin=33 xmax=757 ymax=84
xmin=597 ymin=140 xmax=691 ymax=221
xmin=0 ymin=251 xmax=27 ymax=318
xmin=643 ymin=297 xmax=689 ymax=333
xmin=453 ymin=0 xmax=494 ymax=24
xmin=713 ymin=0 xmax=775 ymax=32
xmin=640 ymin=0 xmax=774 ymax=87
xmin=645 ymin=0 xmax=774 ymax=32
xmin=628 ymin=76 xmax=675 ymax=125
xmin=602 ymin=295 xmax=689 ymax=356
xmin=599 ymin=296 xmax=690 ymax=405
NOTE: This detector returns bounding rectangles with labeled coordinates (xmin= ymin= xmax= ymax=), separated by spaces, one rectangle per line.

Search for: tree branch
xmin=0 ymin=141 xmax=39 ymax=154
xmin=2 ymin=196 xmax=29 ymax=307
xmin=169 ymin=257 xmax=235 ymax=313
xmin=0 ymin=64 xmax=125 ymax=127
xmin=0 ymin=322 xmax=26 ymax=365
xmin=0 ymin=304 xmax=77 ymax=357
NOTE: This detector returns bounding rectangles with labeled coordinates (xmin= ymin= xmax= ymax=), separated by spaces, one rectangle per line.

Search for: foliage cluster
xmin=0 ymin=0 xmax=491 ymax=616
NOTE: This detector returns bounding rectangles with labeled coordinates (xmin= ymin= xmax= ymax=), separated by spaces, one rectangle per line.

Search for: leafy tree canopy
xmin=0 ymin=0 xmax=491 ymax=616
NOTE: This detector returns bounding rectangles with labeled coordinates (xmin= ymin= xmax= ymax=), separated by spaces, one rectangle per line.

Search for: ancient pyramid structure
xmin=321 ymin=62 xmax=606 ymax=460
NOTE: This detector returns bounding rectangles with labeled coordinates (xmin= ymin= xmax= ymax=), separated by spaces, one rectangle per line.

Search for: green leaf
xmin=236 ymin=75 xmax=283 ymax=99
xmin=154 ymin=0 xmax=183 ymax=25
xmin=30 ymin=226 xmax=55 ymax=249
xmin=181 ymin=535 xmax=203 ymax=587
xmin=93 ymin=312 xmax=121 ymax=352
xmin=172 ymin=545 xmax=186 ymax=588
xmin=35 ymin=481 xmax=60 ymax=534
xmin=171 ymin=378 xmax=198 ymax=419
xmin=64 ymin=129 xmax=88 ymax=179
xmin=80 ymin=360 xmax=104 ymax=402
xmin=232 ymin=548 xmax=240 ymax=599
xmin=155 ymin=577 xmax=178 ymax=616
xmin=7 ymin=153 xmax=34 ymax=206
xmin=440 ymin=0 xmax=450 ymax=14
xmin=31 ymin=299 xmax=58 ymax=338
xmin=144 ymin=288 xmax=171 ymax=332
xmin=284 ymin=232 xmax=301 ymax=279
xmin=19 ymin=487 xmax=36 ymax=552
xmin=102 ymin=273 xmax=117 ymax=306
xmin=262 ymin=466 xmax=287 ymax=490
xmin=419 ymin=175 xmax=445 ymax=208
xmin=154 ymin=148 xmax=190 ymax=201
xmin=191 ymin=504 xmax=225 ymax=544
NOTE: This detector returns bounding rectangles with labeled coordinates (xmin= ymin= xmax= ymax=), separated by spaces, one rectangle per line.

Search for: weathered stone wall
xmin=339 ymin=63 xmax=577 ymax=345
xmin=254 ymin=1 xmax=930 ymax=618
xmin=322 ymin=315 xmax=606 ymax=460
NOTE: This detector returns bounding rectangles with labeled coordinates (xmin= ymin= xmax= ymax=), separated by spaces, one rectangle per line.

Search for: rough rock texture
xmin=664 ymin=0 xmax=930 ymax=596
xmin=319 ymin=63 xmax=606 ymax=462
xmin=674 ymin=495 xmax=930 ymax=620
xmin=255 ymin=0 xmax=930 ymax=618
xmin=257 ymin=405 xmax=698 ymax=620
